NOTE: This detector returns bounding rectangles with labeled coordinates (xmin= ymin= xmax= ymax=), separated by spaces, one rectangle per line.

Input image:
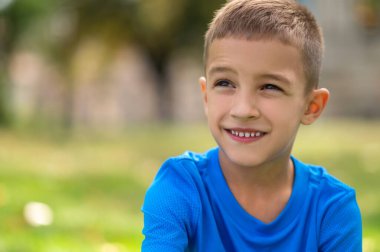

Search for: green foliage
xmin=1 ymin=0 xmax=56 ymax=49
xmin=0 ymin=120 xmax=379 ymax=251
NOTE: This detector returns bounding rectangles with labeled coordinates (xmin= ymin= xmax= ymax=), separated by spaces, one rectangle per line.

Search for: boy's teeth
xmin=230 ymin=130 xmax=263 ymax=138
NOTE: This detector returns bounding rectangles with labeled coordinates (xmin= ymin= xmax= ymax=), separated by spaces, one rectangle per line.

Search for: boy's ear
xmin=199 ymin=77 xmax=208 ymax=116
xmin=301 ymin=88 xmax=330 ymax=125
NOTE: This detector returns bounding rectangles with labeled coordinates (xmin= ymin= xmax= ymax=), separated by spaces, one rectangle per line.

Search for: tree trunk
xmin=0 ymin=60 xmax=11 ymax=127
xmin=149 ymin=50 xmax=173 ymax=121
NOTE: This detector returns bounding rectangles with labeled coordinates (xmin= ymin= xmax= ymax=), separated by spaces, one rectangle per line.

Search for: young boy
xmin=142 ymin=0 xmax=362 ymax=251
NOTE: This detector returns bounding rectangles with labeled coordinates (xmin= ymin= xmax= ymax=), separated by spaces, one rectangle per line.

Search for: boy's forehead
xmin=206 ymin=37 xmax=302 ymax=67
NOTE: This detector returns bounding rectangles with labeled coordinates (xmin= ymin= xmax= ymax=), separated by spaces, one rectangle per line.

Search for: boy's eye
xmin=261 ymin=84 xmax=283 ymax=92
xmin=214 ymin=80 xmax=234 ymax=88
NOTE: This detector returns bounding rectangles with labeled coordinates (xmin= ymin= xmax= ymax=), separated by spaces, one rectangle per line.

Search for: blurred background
xmin=0 ymin=0 xmax=379 ymax=251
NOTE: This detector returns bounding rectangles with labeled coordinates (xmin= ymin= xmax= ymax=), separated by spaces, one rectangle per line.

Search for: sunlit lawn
xmin=0 ymin=119 xmax=379 ymax=251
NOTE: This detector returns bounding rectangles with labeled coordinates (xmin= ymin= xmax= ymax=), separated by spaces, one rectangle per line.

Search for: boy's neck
xmin=218 ymin=149 xmax=294 ymax=223
xmin=218 ymin=149 xmax=294 ymax=190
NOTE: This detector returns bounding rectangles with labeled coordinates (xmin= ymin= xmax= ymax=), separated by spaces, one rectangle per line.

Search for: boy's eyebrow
xmin=259 ymin=73 xmax=292 ymax=85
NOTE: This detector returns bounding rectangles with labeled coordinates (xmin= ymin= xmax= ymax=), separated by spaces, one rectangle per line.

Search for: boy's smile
xmin=200 ymin=38 xmax=325 ymax=170
xmin=226 ymin=128 xmax=266 ymax=143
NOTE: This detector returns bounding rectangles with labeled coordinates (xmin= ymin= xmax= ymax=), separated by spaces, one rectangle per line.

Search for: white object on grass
xmin=23 ymin=201 xmax=53 ymax=227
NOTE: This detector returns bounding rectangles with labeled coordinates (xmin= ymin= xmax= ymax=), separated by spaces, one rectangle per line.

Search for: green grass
xmin=0 ymin=120 xmax=379 ymax=251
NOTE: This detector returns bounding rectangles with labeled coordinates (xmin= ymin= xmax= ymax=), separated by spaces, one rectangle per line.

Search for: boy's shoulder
xmin=158 ymin=147 xmax=218 ymax=177
xmin=171 ymin=147 xmax=217 ymax=163
xmin=293 ymin=157 xmax=356 ymax=201
xmin=142 ymin=150 xmax=214 ymax=238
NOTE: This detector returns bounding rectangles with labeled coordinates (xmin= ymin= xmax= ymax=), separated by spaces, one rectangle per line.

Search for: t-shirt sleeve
xmin=141 ymin=159 xmax=200 ymax=252
xmin=319 ymin=190 xmax=362 ymax=252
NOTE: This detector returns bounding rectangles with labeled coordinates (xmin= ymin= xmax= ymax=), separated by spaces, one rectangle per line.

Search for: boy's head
xmin=199 ymin=0 xmax=329 ymax=169
xmin=204 ymin=0 xmax=323 ymax=92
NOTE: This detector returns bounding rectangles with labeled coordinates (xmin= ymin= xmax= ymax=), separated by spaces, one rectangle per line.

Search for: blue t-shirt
xmin=142 ymin=147 xmax=362 ymax=251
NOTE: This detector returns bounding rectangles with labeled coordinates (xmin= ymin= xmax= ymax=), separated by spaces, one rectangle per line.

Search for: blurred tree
xmin=1 ymin=0 xmax=225 ymax=128
xmin=355 ymin=0 xmax=380 ymax=30
xmin=66 ymin=0 xmax=225 ymax=120
xmin=0 ymin=0 xmax=55 ymax=126
xmin=30 ymin=0 xmax=225 ymax=124
xmin=129 ymin=0 xmax=224 ymax=119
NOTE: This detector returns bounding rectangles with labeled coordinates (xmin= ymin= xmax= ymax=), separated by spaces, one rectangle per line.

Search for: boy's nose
xmin=230 ymin=91 xmax=260 ymax=120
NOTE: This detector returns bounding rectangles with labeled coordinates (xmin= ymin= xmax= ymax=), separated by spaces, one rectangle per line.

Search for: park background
xmin=0 ymin=0 xmax=379 ymax=251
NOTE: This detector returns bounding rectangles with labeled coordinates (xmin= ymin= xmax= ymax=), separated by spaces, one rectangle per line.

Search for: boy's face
xmin=200 ymin=38 xmax=328 ymax=169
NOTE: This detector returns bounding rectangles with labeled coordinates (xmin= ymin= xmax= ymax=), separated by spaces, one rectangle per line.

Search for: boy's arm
xmin=141 ymin=159 xmax=200 ymax=252
xmin=319 ymin=190 xmax=362 ymax=252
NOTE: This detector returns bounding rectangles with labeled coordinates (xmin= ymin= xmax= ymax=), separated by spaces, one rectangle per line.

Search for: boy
xmin=142 ymin=0 xmax=362 ymax=251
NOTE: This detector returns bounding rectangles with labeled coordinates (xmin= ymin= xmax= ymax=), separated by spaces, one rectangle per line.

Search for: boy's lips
xmin=224 ymin=128 xmax=267 ymax=143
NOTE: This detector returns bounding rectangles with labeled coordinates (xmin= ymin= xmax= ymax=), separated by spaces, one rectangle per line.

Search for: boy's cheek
xmin=203 ymin=105 xmax=208 ymax=116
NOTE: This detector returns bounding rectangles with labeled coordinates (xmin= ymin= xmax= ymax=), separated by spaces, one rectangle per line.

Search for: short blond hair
xmin=204 ymin=0 xmax=324 ymax=92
